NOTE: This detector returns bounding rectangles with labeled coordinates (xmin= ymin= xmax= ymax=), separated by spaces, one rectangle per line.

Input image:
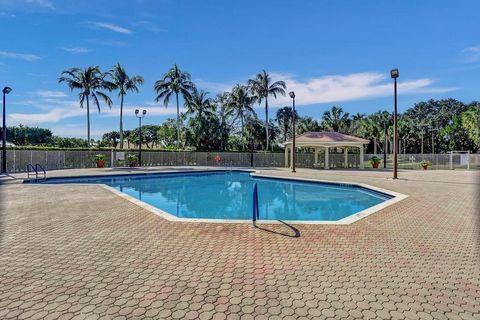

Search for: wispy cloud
xmin=459 ymin=46 xmax=480 ymax=63
xmin=36 ymin=90 xmax=67 ymax=98
xmin=0 ymin=50 xmax=40 ymax=61
xmin=94 ymin=22 xmax=132 ymax=34
xmin=25 ymin=0 xmax=54 ymax=10
xmin=60 ymin=46 xmax=92 ymax=54
xmin=9 ymin=99 xmax=178 ymax=125
xmin=132 ymin=20 xmax=166 ymax=33
xmin=200 ymin=72 xmax=456 ymax=107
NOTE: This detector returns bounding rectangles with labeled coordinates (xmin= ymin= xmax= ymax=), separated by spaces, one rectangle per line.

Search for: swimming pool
xmin=36 ymin=171 xmax=396 ymax=223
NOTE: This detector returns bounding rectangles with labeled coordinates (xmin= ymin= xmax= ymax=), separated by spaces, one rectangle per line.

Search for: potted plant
xmin=126 ymin=154 xmax=138 ymax=167
xmin=370 ymin=155 xmax=381 ymax=168
xmin=95 ymin=154 xmax=106 ymax=168
xmin=420 ymin=159 xmax=430 ymax=170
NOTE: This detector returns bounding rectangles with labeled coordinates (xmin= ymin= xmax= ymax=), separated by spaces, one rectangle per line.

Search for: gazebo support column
xmin=324 ymin=147 xmax=329 ymax=169
xmin=314 ymin=148 xmax=319 ymax=166
xmin=360 ymin=146 xmax=365 ymax=169
xmin=344 ymin=147 xmax=348 ymax=168
xmin=285 ymin=146 xmax=289 ymax=168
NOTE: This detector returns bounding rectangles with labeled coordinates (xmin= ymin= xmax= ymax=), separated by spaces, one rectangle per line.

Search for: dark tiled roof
xmin=288 ymin=131 xmax=369 ymax=144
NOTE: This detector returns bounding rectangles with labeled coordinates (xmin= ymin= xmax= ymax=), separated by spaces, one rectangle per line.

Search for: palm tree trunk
xmin=175 ymin=92 xmax=180 ymax=148
xmin=86 ymin=94 xmax=91 ymax=146
xmin=265 ymin=97 xmax=269 ymax=151
xmin=119 ymin=94 xmax=124 ymax=149
xmin=241 ymin=114 xmax=245 ymax=151
xmin=284 ymin=123 xmax=288 ymax=142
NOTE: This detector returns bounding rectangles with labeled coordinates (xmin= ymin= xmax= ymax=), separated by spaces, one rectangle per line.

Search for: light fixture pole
xmin=383 ymin=121 xmax=387 ymax=169
xmin=289 ymin=91 xmax=296 ymax=173
xmin=2 ymin=86 xmax=12 ymax=174
xmin=390 ymin=69 xmax=399 ymax=179
xmin=135 ymin=109 xmax=147 ymax=167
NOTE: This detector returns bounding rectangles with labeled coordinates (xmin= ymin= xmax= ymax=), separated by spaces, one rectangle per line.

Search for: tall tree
xmin=228 ymin=84 xmax=256 ymax=151
xmin=215 ymin=92 xmax=234 ymax=151
xmin=109 ymin=63 xmax=144 ymax=148
xmin=296 ymin=116 xmax=321 ymax=135
xmin=276 ymin=106 xmax=298 ymax=142
xmin=154 ymin=64 xmax=194 ymax=147
xmin=58 ymin=66 xmax=114 ymax=145
xmin=184 ymin=88 xmax=215 ymax=118
xmin=321 ymin=106 xmax=351 ymax=132
xmin=248 ymin=70 xmax=286 ymax=151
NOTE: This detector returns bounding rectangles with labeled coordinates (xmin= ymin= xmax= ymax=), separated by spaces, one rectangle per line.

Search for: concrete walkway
xmin=0 ymin=167 xmax=479 ymax=319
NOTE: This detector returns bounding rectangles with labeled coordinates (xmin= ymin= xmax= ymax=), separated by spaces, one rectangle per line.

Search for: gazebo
xmin=285 ymin=132 xmax=369 ymax=169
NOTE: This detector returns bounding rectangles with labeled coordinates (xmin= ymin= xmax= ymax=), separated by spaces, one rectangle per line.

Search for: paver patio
xmin=0 ymin=168 xmax=479 ymax=319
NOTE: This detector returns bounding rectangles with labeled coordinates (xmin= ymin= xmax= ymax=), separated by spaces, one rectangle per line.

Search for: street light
xmin=390 ymin=68 xmax=399 ymax=179
xmin=2 ymin=86 xmax=12 ymax=174
xmin=289 ymin=91 xmax=296 ymax=173
xmin=135 ymin=109 xmax=147 ymax=167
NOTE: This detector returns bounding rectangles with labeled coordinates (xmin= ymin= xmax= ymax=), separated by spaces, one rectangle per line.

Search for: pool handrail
xmin=252 ymin=183 xmax=259 ymax=224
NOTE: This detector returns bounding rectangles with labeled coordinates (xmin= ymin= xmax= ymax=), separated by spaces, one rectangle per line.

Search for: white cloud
xmin=94 ymin=22 xmax=132 ymax=34
xmin=36 ymin=90 xmax=67 ymax=98
xmin=60 ymin=46 xmax=92 ymax=54
xmin=200 ymin=72 xmax=456 ymax=107
xmin=25 ymin=0 xmax=54 ymax=9
xmin=132 ymin=20 xmax=166 ymax=33
xmin=459 ymin=46 xmax=480 ymax=63
xmin=0 ymin=50 xmax=40 ymax=61
xmin=8 ymin=100 xmax=179 ymax=125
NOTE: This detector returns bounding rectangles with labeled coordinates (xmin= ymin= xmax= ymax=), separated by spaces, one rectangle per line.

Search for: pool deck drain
xmin=0 ymin=167 xmax=479 ymax=319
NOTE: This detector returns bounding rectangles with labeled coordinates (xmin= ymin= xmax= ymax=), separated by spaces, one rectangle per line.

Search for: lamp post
xmin=289 ymin=91 xmax=296 ymax=173
xmin=383 ymin=121 xmax=387 ymax=169
xmin=135 ymin=109 xmax=146 ymax=167
xmin=390 ymin=68 xmax=399 ymax=179
xmin=2 ymin=86 xmax=12 ymax=174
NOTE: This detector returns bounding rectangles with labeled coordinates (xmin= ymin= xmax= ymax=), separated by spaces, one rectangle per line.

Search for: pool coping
xmin=26 ymin=168 xmax=408 ymax=225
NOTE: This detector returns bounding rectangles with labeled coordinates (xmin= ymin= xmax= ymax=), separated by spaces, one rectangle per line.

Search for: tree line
xmin=4 ymin=63 xmax=479 ymax=153
xmin=5 ymin=98 xmax=479 ymax=153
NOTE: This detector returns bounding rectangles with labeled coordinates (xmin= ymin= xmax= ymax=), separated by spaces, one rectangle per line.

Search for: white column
xmin=324 ymin=147 xmax=329 ymax=169
xmin=314 ymin=148 xmax=319 ymax=166
xmin=344 ymin=147 xmax=348 ymax=168
xmin=360 ymin=145 xmax=364 ymax=169
xmin=285 ymin=146 xmax=289 ymax=168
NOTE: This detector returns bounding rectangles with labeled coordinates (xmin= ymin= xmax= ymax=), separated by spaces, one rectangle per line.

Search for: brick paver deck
xmin=1 ymin=168 xmax=479 ymax=319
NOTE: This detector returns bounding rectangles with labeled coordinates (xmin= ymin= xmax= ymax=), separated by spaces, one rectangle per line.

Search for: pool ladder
xmin=252 ymin=183 xmax=259 ymax=225
xmin=26 ymin=163 xmax=46 ymax=181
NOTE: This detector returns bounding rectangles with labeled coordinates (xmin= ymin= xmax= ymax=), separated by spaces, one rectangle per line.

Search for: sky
xmin=0 ymin=0 xmax=479 ymax=139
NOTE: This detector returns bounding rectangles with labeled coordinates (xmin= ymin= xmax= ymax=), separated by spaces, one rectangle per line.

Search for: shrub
xmin=95 ymin=154 xmax=106 ymax=162
xmin=370 ymin=155 xmax=381 ymax=164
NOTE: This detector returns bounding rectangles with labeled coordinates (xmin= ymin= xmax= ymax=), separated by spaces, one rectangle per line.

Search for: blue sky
xmin=1 ymin=0 xmax=479 ymax=139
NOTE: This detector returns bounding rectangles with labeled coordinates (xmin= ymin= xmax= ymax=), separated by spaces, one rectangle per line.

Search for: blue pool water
xmin=37 ymin=171 xmax=393 ymax=221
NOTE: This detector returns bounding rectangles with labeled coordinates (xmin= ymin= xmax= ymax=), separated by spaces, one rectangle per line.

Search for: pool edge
xmin=87 ymin=169 xmax=408 ymax=225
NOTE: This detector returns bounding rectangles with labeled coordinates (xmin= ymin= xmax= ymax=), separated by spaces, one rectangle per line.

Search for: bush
xmin=420 ymin=160 xmax=431 ymax=167
xmin=370 ymin=155 xmax=381 ymax=164
xmin=95 ymin=154 xmax=106 ymax=162
xmin=126 ymin=154 xmax=138 ymax=167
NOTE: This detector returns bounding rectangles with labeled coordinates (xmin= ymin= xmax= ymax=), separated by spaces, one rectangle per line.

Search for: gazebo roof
xmin=285 ymin=131 xmax=369 ymax=147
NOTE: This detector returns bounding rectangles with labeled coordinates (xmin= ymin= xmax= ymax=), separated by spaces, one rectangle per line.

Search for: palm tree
xmin=228 ymin=84 xmax=255 ymax=151
xmin=276 ymin=106 xmax=299 ymax=142
xmin=248 ymin=70 xmax=286 ymax=151
xmin=184 ymin=88 xmax=215 ymax=118
xmin=154 ymin=64 xmax=194 ymax=146
xmin=58 ymin=66 xmax=114 ymax=145
xmin=321 ymin=106 xmax=351 ymax=132
xmin=109 ymin=63 xmax=144 ymax=148
xmin=296 ymin=116 xmax=321 ymax=135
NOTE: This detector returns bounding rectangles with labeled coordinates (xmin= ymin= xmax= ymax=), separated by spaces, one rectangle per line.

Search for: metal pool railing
xmin=252 ymin=183 xmax=259 ymax=225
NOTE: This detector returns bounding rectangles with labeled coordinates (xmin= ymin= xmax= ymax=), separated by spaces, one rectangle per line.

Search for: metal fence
xmin=0 ymin=149 xmax=478 ymax=173
xmin=366 ymin=153 xmax=480 ymax=170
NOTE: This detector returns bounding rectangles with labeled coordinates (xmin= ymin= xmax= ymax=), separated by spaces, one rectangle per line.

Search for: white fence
xmin=0 ymin=150 xmax=478 ymax=173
